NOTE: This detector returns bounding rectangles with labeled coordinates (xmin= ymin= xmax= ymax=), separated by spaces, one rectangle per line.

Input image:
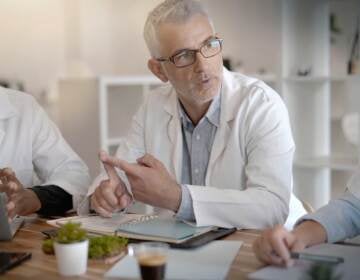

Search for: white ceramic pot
xmin=54 ymin=239 xmax=89 ymax=276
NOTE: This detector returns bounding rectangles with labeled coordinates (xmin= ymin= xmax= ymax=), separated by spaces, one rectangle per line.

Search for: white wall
xmin=0 ymin=0 xmax=281 ymax=96
xmin=0 ymin=0 xmax=65 ymax=95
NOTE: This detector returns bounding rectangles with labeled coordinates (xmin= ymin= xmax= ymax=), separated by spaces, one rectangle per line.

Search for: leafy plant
xmin=55 ymin=222 xmax=87 ymax=244
xmin=88 ymin=236 xmax=128 ymax=259
xmin=42 ymin=238 xmax=55 ymax=254
xmin=42 ymin=222 xmax=128 ymax=259
xmin=306 ymin=262 xmax=342 ymax=280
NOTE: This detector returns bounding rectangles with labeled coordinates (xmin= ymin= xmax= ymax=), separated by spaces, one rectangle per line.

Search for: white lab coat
xmin=0 ymin=87 xmax=90 ymax=210
xmin=83 ymin=68 xmax=306 ymax=229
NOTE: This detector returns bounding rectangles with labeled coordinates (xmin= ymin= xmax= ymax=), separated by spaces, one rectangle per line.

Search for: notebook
xmin=115 ymin=217 xmax=215 ymax=243
xmin=47 ymin=214 xmax=215 ymax=244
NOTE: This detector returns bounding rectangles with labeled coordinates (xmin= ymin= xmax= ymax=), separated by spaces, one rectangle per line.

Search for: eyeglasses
xmin=156 ymin=37 xmax=223 ymax=68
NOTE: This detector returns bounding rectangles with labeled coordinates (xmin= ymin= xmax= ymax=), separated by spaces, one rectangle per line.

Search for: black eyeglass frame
xmin=156 ymin=37 xmax=223 ymax=68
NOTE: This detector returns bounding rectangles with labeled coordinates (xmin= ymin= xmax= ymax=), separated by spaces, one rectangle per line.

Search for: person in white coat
xmin=0 ymin=87 xmax=90 ymax=219
xmin=85 ymin=0 xmax=306 ymax=229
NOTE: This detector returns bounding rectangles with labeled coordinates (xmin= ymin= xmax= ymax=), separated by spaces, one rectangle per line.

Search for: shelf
xmin=294 ymin=156 xmax=358 ymax=171
xmin=248 ymin=73 xmax=277 ymax=83
xmin=99 ymin=75 xmax=162 ymax=86
xmin=283 ymin=76 xmax=329 ymax=83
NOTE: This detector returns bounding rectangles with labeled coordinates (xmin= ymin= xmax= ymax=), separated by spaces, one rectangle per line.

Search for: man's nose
xmin=193 ymin=51 xmax=208 ymax=72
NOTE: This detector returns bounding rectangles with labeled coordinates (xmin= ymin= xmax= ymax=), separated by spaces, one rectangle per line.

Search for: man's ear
xmin=148 ymin=58 xmax=169 ymax=83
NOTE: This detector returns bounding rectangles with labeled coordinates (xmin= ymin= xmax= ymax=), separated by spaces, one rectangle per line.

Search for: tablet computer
xmin=0 ymin=252 xmax=31 ymax=274
xmin=0 ymin=193 xmax=24 ymax=241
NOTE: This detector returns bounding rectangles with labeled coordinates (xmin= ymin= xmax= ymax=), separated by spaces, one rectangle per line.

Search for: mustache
xmin=194 ymin=73 xmax=212 ymax=83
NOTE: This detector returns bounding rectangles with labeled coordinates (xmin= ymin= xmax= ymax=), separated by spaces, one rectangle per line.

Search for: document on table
xmin=249 ymin=243 xmax=360 ymax=280
xmin=105 ymin=240 xmax=242 ymax=280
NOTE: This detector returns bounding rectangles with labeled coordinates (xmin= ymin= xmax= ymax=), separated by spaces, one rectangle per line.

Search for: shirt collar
xmin=178 ymin=92 xmax=221 ymax=129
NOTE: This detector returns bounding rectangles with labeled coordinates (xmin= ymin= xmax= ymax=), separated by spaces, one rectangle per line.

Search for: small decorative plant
xmin=42 ymin=222 xmax=128 ymax=260
xmin=55 ymin=222 xmax=87 ymax=244
xmin=306 ymin=262 xmax=342 ymax=280
xmin=49 ymin=222 xmax=89 ymax=276
xmin=88 ymin=235 xmax=128 ymax=259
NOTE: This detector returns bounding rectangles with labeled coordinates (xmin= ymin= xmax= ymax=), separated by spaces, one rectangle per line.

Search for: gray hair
xmin=143 ymin=0 xmax=214 ymax=57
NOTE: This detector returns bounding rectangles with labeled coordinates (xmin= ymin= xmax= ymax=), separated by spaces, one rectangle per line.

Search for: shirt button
xmin=196 ymin=134 xmax=200 ymax=140
xmin=194 ymin=168 xmax=199 ymax=174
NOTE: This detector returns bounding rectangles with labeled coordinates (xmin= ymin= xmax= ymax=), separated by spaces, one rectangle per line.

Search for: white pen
xmin=290 ymin=252 xmax=344 ymax=264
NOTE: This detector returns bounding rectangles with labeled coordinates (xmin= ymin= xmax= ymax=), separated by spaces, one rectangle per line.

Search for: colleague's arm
xmin=253 ymin=190 xmax=360 ymax=266
xmin=297 ymin=190 xmax=360 ymax=243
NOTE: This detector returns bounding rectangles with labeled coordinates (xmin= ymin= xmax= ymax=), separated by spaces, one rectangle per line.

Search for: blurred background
xmin=0 ymin=0 xmax=359 ymax=211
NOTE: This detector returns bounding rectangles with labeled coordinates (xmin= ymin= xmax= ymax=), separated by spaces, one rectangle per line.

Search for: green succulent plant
xmin=88 ymin=235 xmax=128 ymax=259
xmin=55 ymin=222 xmax=87 ymax=244
xmin=42 ymin=222 xmax=128 ymax=259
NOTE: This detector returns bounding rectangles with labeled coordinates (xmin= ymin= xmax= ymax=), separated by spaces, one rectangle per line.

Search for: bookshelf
xmin=281 ymin=0 xmax=360 ymax=209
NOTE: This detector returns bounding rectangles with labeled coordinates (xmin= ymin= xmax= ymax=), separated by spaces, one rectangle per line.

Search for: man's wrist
xmin=292 ymin=220 xmax=327 ymax=247
xmin=23 ymin=189 xmax=42 ymax=215
xmin=168 ymin=183 xmax=182 ymax=212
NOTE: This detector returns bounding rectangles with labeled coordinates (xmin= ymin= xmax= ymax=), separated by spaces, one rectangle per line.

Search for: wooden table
xmin=0 ymin=217 xmax=264 ymax=279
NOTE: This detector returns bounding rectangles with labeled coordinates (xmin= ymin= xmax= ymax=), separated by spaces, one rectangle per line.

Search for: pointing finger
xmin=99 ymin=151 xmax=120 ymax=183
xmin=102 ymin=154 xmax=142 ymax=178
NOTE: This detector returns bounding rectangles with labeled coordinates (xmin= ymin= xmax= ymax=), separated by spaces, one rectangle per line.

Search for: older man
xmin=0 ymin=87 xmax=90 ymax=218
xmin=84 ymin=0 xmax=306 ymax=229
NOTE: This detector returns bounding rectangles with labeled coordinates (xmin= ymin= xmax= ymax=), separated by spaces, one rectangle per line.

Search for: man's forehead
xmin=156 ymin=15 xmax=214 ymax=55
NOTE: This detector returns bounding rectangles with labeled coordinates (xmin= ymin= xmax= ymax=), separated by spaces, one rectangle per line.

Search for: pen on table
xmin=290 ymin=252 xmax=344 ymax=264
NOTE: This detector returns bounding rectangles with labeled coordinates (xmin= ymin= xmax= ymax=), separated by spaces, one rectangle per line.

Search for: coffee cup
xmin=128 ymin=242 xmax=169 ymax=280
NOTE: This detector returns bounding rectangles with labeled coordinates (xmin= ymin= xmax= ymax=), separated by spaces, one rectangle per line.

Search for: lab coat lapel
xmin=206 ymin=68 xmax=237 ymax=183
xmin=164 ymin=90 xmax=183 ymax=182
xmin=0 ymin=91 xmax=18 ymax=146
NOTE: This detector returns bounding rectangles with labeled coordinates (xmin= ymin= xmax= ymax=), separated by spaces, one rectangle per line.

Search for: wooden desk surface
xmin=0 ymin=218 xmax=264 ymax=279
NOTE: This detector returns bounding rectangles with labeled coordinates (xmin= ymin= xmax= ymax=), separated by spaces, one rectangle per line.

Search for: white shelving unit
xmin=98 ymin=75 xmax=162 ymax=154
xmin=282 ymin=0 xmax=360 ymax=209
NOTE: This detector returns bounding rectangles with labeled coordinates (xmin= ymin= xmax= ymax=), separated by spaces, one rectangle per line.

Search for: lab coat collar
xmin=0 ymin=88 xmax=19 ymax=120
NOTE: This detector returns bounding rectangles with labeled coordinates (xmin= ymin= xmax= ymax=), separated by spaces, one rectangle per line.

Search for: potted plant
xmin=52 ymin=222 xmax=88 ymax=276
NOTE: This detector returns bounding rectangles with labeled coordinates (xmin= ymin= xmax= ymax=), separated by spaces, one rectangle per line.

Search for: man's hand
xmin=91 ymin=151 xmax=132 ymax=217
xmin=101 ymin=153 xmax=181 ymax=212
xmin=253 ymin=221 xmax=327 ymax=267
xmin=253 ymin=225 xmax=304 ymax=267
xmin=0 ymin=168 xmax=41 ymax=220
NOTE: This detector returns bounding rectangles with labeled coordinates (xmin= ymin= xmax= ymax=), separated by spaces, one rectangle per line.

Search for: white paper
xmin=105 ymin=240 xmax=242 ymax=280
xmin=249 ymin=243 xmax=360 ymax=280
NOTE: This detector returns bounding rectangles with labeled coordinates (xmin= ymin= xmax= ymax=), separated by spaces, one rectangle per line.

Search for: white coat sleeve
xmin=188 ymin=89 xmax=295 ymax=229
xmin=31 ymin=97 xmax=91 ymax=211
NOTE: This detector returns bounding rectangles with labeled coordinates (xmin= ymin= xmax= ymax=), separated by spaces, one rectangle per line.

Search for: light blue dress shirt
xmin=176 ymin=95 xmax=221 ymax=221
xmin=298 ymin=190 xmax=360 ymax=243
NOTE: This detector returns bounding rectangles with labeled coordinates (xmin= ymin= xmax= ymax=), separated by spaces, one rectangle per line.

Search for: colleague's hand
xmin=253 ymin=225 xmax=304 ymax=267
xmin=253 ymin=221 xmax=327 ymax=267
xmin=91 ymin=151 xmax=133 ymax=217
xmin=0 ymin=168 xmax=41 ymax=220
xmin=101 ymin=153 xmax=181 ymax=211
